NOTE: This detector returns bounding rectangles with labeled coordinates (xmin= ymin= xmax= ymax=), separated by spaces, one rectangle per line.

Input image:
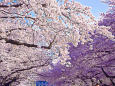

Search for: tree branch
xmin=3 ymin=76 xmax=19 ymax=86
xmin=61 ymin=12 xmax=80 ymax=25
xmin=0 ymin=16 xmax=36 ymax=20
xmin=0 ymin=37 xmax=38 ymax=48
xmin=10 ymin=3 xmax=23 ymax=8
xmin=101 ymin=67 xmax=115 ymax=86
xmin=0 ymin=3 xmax=23 ymax=8
xmin=41 ymin=35 xmax=56 ymax=49
xmin=101 ymin=67 xmax=115 ymax=78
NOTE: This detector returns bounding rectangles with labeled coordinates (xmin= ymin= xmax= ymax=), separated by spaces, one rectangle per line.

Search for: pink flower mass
xmin=0 ymin=0 xmax=114 ymax=86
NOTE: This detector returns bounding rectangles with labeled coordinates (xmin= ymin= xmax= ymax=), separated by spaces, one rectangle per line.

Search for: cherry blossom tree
xmin=38 ymin=0 xmax=115 ymax=86
xmin=0 ymin=0 xmax=114 ymax=86
xmin=99 ymin=0 xmax=115 ymax=35
xmin=40 ymin=34 xmax=115 ymax=86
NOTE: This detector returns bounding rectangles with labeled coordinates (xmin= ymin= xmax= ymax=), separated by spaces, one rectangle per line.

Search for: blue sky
xmin=75 ymin=0 xmax=109 ymax=19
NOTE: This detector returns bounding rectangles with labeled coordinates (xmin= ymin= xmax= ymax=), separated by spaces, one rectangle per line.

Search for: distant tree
xmin=99 ymin=0 xmax=115 ymax=35
xmin=0 ymin=0 xmax=114 ymax=86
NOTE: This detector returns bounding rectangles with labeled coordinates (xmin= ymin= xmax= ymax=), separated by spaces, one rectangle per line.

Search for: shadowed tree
xmin=0 ymin=0 xmax=114 ymax=86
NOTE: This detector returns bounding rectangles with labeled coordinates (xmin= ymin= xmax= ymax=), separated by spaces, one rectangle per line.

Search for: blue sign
xmin=31 ymin=81 xmax=53 ymax=86
xmin=36 ymin=81 xmax=48 ymax=86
